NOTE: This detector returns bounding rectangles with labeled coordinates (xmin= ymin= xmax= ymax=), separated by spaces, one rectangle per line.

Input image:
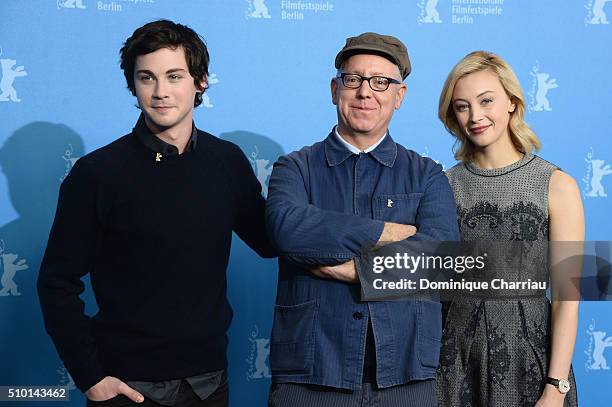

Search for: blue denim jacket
xmin=266 ymin=130 xmax=459 ymax=390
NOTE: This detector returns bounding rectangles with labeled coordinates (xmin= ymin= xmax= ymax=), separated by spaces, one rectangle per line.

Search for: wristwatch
xmin=546 ymin=377 xmax=571 ymax=394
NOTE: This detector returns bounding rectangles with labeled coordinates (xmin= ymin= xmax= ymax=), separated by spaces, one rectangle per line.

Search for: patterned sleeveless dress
xmin=437 ymin=153 xmax=578 ymax=406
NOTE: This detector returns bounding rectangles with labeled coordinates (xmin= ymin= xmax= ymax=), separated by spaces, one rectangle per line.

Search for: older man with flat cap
xmin=265 ymin=33 xmax=459 ymax=406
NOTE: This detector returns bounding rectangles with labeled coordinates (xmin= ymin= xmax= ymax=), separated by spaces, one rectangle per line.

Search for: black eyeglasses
xmin=336 ymin=72 xmax=402 ymax=92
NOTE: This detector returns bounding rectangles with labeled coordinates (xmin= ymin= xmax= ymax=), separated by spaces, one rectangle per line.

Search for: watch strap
xmin=546 ymin=377 xmax=570 ymax=394
xmin=545 ymin=377 xmax=560 ymax=386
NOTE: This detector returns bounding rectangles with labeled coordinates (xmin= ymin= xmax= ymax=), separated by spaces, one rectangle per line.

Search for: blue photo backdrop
xmin=1 ymin=1 xmax=611 ymax=405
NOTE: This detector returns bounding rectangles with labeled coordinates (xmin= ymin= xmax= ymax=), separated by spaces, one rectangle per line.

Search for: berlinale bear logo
xmin=0 ymin=52 xmax=28 ymax=103
xmin=57 ymin=0 xmax=86 ymax=9
xmin=583 ymin=149 xmax=612 ymax=198
xmin=0 ymin=240 xmax=29 ymax=297
xmin=249 ymin=145 xmax=274 ymax=197
xmin=585 ymin=320 xmax=612 ymax=371
xmin=585 ymin=0 xmax=612 ymax=24
xmin=246 ymin=0 xmax=272 ymax=19
xmin=246 ymin=325 xmax=271 ymax=380
xmin=528 ymin=62 xmax=558 ymax=112
xmin=201 ymin=73 xmax=219 ymax=108
xmin=418 ymin=0 xmax=442 ymax=24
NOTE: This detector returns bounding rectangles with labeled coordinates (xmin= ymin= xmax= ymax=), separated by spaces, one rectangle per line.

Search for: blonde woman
xmin=437 ymin=51 xmax=583 ymax=406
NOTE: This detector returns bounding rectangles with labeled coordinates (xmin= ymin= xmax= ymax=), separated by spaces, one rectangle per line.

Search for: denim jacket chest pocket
xmin=373 ymin=193 xmax=423 ymax=225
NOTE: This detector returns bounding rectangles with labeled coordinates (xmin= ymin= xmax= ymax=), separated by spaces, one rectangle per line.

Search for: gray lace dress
xmin=437 ymin=153 xmax=578 ymax=407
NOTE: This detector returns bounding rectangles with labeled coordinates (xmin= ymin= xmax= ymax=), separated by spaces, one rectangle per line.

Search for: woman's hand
xmin=534 ymin=385 xmax=566 ymax=407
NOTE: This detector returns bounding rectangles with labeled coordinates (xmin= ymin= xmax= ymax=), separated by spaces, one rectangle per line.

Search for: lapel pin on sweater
xmin=155 ymin=153 xmax=162 ymax=162
xmin=387 ymin=199 xmax=394 ymax=208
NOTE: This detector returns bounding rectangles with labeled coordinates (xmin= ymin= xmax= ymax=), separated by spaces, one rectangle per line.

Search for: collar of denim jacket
xmin=325 ymin=127 xmax=397 ymax=167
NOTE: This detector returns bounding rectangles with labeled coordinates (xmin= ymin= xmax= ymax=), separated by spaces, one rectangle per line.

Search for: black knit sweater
xmin=37 ymin=119 xmax=275 ymax=392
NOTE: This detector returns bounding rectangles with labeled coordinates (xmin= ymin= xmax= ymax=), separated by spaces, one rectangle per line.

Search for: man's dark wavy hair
xmin=120 ymin=19 xmax=209 ymax=107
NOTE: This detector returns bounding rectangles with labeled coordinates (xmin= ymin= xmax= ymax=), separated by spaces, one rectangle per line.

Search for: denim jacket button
xmin=352 ymin=312 xmax=363 ymax=320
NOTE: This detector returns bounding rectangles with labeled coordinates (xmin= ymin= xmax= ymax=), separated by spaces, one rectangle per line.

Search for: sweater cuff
xmin=71 ymin=363 xmax=106 ymax=393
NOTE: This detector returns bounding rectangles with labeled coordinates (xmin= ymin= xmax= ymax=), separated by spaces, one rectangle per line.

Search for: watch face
xmin=559 ymin=378 xmax=571 ymax=394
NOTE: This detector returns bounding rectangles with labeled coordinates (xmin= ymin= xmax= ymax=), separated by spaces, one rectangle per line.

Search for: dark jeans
xmin=269 ymin=379 xmax=437 ymax=407
xmin=86 ymin=379 xmax=228 ymax=407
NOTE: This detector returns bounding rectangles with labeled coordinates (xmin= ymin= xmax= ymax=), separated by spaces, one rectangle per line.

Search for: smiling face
xmin=451 ymin=69 xmax=516 ymax=151
xmin=134 ymin=46 xmax=206 ymax=135
xmin=331 ymin=54 xmax=406 ymax=144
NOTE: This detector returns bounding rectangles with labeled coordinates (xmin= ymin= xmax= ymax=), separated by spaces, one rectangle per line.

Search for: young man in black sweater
xmin=37 ymin=20 xmax=275 ymax=407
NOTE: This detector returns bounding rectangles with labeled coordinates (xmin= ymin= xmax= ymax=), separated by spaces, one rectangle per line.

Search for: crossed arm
xmin=265 ymin=154 xmax=459 ymax=281
xmin=311 ymin=223 xmax=418 ymax=282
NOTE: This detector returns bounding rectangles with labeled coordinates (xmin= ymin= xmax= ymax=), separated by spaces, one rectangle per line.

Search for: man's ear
xmin=395 ymin=84 xmax=407 ymax=110
xmin=331 ymin=78 xmax=338 ymax=106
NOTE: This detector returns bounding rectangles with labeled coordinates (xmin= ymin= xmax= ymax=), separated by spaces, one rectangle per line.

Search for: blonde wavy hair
xmin=438 ymin=51 xmax=540 ymax=161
